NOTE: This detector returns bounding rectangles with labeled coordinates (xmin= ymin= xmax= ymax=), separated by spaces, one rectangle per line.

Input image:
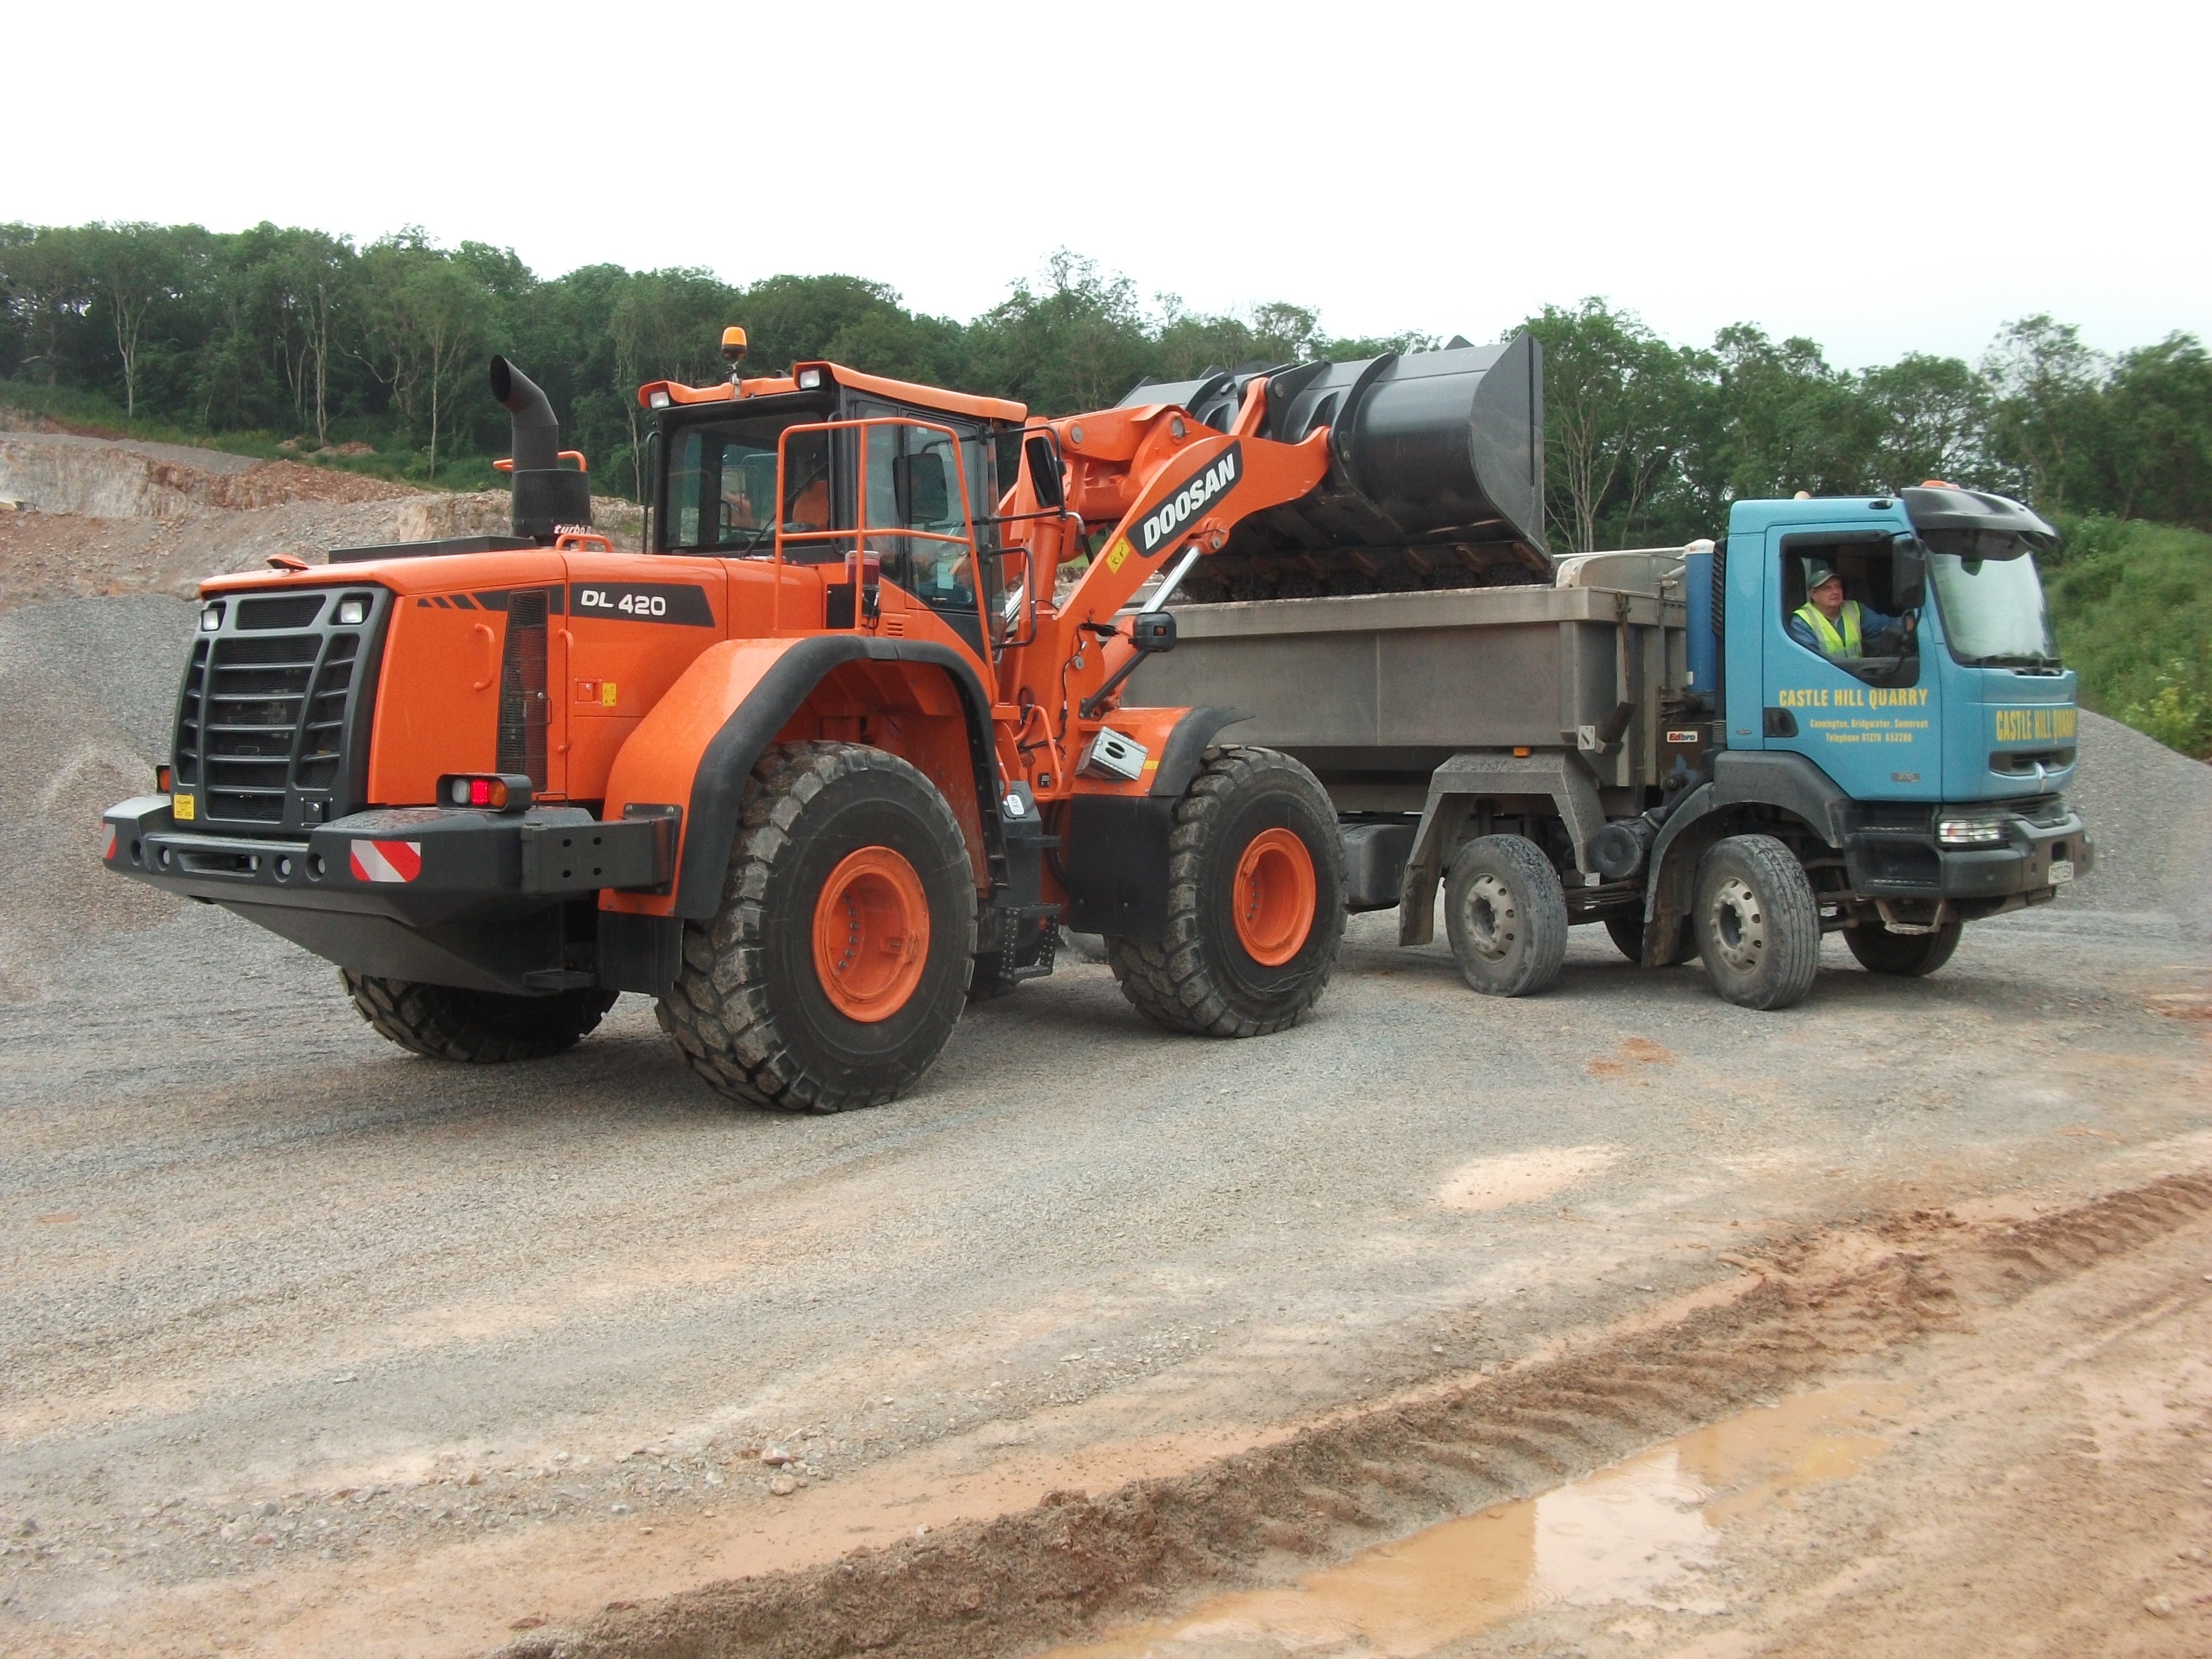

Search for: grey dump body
xmin=1130 ymin=562 xmax=1684 ymax=805
xmin=1130 ymin=549 xmax=1693 ymax=943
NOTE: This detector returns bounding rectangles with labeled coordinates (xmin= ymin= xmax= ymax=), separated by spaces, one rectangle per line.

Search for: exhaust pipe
xmin=488 ymin=356 xmax=590 ymax=545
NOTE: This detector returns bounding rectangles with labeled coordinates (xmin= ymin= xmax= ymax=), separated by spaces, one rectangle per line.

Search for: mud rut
xmin=507 ymin=1172 xmax=2212 ymax=1659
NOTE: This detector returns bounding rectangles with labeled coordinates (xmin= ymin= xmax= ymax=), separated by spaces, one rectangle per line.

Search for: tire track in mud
xmin=499 ymin=1171 xmax=2212 ymax=1659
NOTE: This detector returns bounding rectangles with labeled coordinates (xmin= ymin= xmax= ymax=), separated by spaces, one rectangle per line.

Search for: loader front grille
xmin=172 ymin=588 xmax=390 ymax=831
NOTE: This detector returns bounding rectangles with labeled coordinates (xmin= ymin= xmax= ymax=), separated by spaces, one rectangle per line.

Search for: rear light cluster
xmin=439 ymin=773 xmax=534 ymax=813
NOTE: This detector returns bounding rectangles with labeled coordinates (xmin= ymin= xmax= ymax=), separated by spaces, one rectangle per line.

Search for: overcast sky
xmin=12 ymin=0 xmax=2204 ymax=369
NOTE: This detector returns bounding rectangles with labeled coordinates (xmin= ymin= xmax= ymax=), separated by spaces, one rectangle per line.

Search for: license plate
xmin=2048 ymin=859 xmax=2074 ymax=884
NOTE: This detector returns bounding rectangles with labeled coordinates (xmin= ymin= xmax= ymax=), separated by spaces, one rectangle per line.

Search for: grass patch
xmin=2047 ymin=516 xmax=2212 ymax=759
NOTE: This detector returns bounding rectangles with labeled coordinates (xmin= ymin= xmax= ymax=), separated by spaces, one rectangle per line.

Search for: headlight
xmin=199 ymin=602 xmax=224 ymax=631
xmin=797 ymin=368 xmax=823 ymax=390
xmin=1937 ymin=817 xmax=2008 ymax=846
xmin=647 ymin=389 xmax=672 ymax=410
xmin=336 ymin=596 xmax=369 ymax=626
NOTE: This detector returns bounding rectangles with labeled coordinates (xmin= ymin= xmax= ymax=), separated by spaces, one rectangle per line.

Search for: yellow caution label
xmin=601 ymin=682 xmax=618 ymax=708
xmin=172 ymin=793 xmax=195 ymax=822
xmin=1104 ymin=537 xmax=1131 ymax=574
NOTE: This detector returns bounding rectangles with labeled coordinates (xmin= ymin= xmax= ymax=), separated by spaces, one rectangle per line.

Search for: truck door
xmin=1760 ymin=528 xmax=1940 ymax=801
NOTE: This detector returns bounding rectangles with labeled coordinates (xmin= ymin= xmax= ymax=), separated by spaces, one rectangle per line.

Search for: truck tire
xmin=1603 ymin=913 xmax=1700 ymax=967
xmin=657 ymin=742 xmax=976 ymax=1111
xmin=341 ymin=970 xmax=616 ymax=1063
xmin=1845 ymin=918 xmax=1962 ymax=977
xmin=1693 ymin=834 xmax=1820 ymax=1010
xmin=1107 ymin=746 xmax=1345 ymax=1037
xmin=1444 ymin=835 xmax=1570 ymax=997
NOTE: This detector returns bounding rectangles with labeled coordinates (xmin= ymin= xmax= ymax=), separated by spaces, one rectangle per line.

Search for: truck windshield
xmin=1926 ymin=533 xmax=2059 ymax=666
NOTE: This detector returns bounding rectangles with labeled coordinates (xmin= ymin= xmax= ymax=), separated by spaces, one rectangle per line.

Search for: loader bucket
xmin=1120 ymin=333 xmax=1549 ymax=603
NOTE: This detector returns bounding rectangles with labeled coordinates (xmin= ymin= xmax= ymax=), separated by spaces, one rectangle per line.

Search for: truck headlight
xmin=200 ymin=602 xmax=224 ymax=631
xmin=1937 ymin=817 xmax=2008 ymax=846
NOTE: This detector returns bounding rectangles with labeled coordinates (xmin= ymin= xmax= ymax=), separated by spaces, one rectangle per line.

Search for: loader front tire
xmin=657 ymin=742 xmax=976 ymax=1112
xmin=341 ymin=970 xmax=615 ymax=1063
xmin=1107 ymin=746 xmax=1344 ymax=1037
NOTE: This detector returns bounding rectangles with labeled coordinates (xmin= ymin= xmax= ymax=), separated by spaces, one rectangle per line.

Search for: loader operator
xmin=1788 ymin=558 xmax=1913 ymax=661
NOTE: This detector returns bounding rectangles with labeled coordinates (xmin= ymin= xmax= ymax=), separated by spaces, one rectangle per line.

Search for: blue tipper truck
xmin=1133 ymin=481 xmax=2094 ymax=1009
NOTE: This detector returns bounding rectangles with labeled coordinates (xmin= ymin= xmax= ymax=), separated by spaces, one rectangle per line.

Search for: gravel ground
xmin=0 ymin=593 xmax=2206 ymax=1657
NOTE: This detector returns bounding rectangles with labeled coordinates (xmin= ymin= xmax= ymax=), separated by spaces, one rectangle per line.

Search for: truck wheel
xmin=341 ymin=970 xmax=616 ymax=1063
xmin=1107 ymin=746 xmax=1345 ymax=1037
xmin=1444 ymin=835 xmax=1569 ymax=996
xmin=1603 ymin=913 xmax=1699 ymax=967
xmin=1693 ymin=834 xmax=1820 ymax=1010
xmin=1845 ymin=918 xmax=1962 ymax=977
xmin=657 ymin=742 xmax=976 ymax=1112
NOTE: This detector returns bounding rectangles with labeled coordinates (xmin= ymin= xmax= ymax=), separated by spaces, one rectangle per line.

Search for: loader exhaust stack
xmin=1121 ymin=333 xmax=1549 ymax=603
xmin=490 ymin=356 xmax=591 ymax=545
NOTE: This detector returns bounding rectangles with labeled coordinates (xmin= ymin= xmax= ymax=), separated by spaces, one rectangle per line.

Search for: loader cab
xmin=645 ymin=365 xmax=1020 ymax=657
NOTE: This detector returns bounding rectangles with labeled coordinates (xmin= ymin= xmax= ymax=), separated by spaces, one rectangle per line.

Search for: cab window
xmin=1777 ymin=534 xmax=1920 ymax=686
xmin=662 ymin=415 xmax=830 ymax=555
xmin=850 ymin=403 xmax=1002 ymax=655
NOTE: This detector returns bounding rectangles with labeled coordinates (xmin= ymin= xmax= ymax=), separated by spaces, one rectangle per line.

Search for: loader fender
xmin=1148 ymin=706 xmax=1251 ymax=797
xmin=1061 ymin=708 xmax=1251 ymax=939
xmin=604 ymin=635 xmax=1004 ymax=921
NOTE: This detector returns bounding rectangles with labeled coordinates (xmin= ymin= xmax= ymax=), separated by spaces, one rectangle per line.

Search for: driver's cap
xmin=1802 ymin=557 xmax=1840 ymax=591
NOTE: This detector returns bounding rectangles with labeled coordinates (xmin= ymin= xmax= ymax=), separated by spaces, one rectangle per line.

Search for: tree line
xmin=2 ymin=222 xmax=2208 ymax=549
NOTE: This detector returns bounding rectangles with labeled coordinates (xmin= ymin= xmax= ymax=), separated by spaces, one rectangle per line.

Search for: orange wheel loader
xmin=102 ymin=331 xmax=1547 ymax=1110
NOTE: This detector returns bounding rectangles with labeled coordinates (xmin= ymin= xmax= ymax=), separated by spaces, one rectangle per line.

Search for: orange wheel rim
xmin=1231 ymin=827 xmax=1317 ymax=967
xmin=811 ymin=846 xmax=931 ymax=1022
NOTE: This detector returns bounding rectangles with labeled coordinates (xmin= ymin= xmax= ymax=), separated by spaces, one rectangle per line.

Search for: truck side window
xmin=1779 ymin=536 xmax=1919 ymax=686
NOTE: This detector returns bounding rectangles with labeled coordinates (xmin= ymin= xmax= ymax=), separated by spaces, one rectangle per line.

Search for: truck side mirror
xmin=1024 ymin=435 xmax=1065 ymax=510
xmin=1891 ymin=534 xmax=1927 ymax=609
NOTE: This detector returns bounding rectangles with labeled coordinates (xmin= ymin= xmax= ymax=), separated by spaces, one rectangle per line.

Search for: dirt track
xmin=1 ymin=436 xmax=2209 ymax=1657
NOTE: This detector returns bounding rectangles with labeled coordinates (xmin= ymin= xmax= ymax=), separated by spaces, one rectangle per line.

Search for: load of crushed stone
xmin=0 ymin=595 xmax=194 ymax=1000
xmin=2048 ymin=709 xmax=2212 ymax=943
xmin=0 ymin=429 xmax=641 ymax=614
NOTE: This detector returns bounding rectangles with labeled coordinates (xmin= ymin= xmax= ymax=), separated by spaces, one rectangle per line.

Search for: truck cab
xmin=1677 ymin=484 xmax=2089 ymax=952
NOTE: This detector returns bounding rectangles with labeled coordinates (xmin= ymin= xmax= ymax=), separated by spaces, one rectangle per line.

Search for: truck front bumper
xmin=1843 ymin=798 xmax=2094 ymax=908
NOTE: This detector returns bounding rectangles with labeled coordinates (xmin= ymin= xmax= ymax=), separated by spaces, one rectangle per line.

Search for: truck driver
xmin=1788 ymin=558 xmax=1914 ymax=660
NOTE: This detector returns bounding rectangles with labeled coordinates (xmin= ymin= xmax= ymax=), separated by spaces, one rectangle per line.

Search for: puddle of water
xmin=1041 ymin=1383 xmax=1901 ymax=1658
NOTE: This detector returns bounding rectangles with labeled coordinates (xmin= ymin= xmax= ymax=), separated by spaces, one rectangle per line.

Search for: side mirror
xmin=1891 ymin=534 xmax=1927 ymax=610
xmin=1024 ymin=435 xmax=1065 ymax=511
xmin=1131 ymin=610 xmax=1177 ymax=653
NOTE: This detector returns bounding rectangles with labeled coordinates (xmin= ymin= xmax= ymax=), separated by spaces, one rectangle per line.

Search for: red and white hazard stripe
xmin=348 ymin=839 xmax=423 ymax=883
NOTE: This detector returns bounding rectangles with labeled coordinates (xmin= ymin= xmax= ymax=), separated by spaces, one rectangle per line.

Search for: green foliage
xmin=2045 ymin=515 xmax=2212 ymax=759
xmin=3 ymin=222 xmax=2209 ymax=551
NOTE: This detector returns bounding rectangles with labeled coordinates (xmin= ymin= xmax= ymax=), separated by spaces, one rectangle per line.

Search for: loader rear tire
xmin=1445 ymin=835 xmax=1570 ymax=997
xmin=656 ymin=742 xmax=976 ymax=1112
xmin=1845 ymin=917 xmax=1962 ymax=977
xmin=1693 ymin=834 xmax=1820 ymax=1010
xmin=1107 ymin=746 xmax=1344 ymax=1037
xmin=341 ymin=970 xmax=615 ymax=1063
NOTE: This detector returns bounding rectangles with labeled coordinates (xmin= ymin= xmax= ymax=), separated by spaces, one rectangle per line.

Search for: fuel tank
xmin=1119 ymin=333 xmax=1549 ymax=601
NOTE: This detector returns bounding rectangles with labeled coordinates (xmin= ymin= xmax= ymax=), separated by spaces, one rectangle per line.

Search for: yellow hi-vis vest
xmin=1795 ymin=599 xmax=1863 ymax=658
